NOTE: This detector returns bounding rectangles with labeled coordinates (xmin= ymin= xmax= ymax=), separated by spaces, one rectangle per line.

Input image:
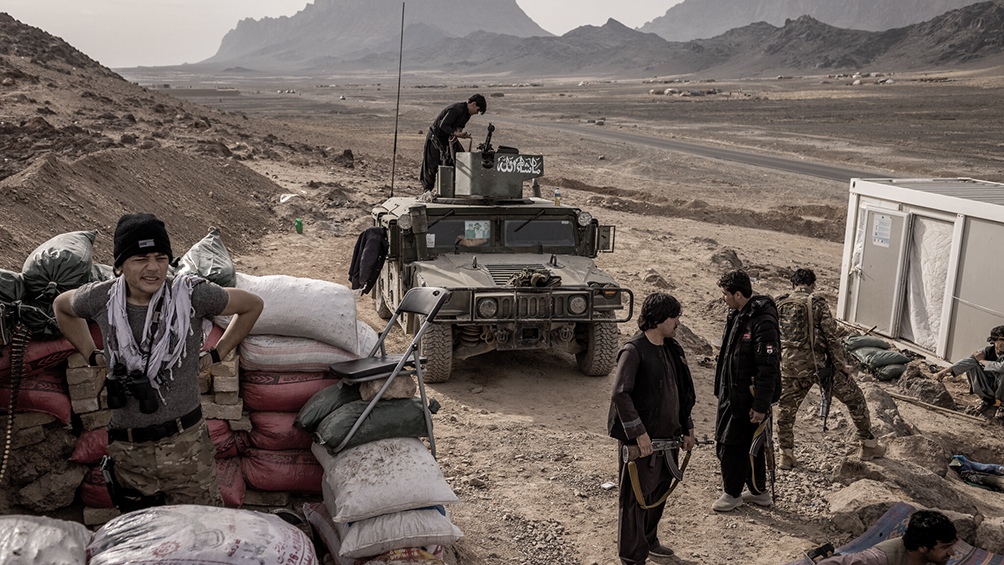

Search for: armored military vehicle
xmin=370 ymin=125 xmax=633 ymax=382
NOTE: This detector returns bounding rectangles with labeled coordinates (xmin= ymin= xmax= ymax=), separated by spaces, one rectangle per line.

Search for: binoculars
xmin=106 ymin=363 xmax=160 ymax=414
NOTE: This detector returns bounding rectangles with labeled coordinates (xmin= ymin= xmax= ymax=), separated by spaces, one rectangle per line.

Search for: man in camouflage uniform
xmin=775 ymin=268 xmax=884 ymax=470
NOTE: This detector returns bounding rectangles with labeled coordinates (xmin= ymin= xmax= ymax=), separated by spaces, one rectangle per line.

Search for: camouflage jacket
xmin=776 ymin=288 xmax=849 ymax=378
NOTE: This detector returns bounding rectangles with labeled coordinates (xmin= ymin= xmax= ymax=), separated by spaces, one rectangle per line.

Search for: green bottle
xmin=295 ymin=218 xmax=303 ymax=234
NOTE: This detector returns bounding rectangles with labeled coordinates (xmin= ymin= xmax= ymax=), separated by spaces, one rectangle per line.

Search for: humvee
xmin=370 ymin=125 xmax=633 ymax=382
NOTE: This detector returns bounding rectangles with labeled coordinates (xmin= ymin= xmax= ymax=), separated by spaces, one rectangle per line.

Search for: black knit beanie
xmin=113 ymin=213 xmax=173 ymax=268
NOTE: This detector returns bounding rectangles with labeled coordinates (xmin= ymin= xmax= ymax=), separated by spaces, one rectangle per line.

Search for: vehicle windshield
xmin=426 ymin=218 xmax=490 ymax=249
xmin=504 ymin=219 xmax=576 ymax=247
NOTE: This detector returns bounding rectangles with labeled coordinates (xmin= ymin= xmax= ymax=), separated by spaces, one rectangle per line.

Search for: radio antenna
xmin=390 ymin=2 xmax=405 ymax=197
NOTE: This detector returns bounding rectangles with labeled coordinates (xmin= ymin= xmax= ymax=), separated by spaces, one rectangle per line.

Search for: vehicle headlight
xmin=477 ymin=298 xmax=498 ymax=318
xmin=576 ymin=210 xmax=593 ymax=227
xmin=568 ymin=295 xmax=588 ymax=315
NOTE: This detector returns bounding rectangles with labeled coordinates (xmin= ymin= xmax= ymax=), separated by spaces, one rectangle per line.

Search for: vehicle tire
xmin=420 ymin=321 xmax=454 ymax=383
xmin=374 ymin=279 xmax=392 ymax=320
xmin=576 ymin=312 xmax=618 ymax=377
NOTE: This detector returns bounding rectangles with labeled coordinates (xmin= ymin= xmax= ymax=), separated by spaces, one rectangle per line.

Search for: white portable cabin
xmin=837 ymin=177 xmax=1004 ymax=361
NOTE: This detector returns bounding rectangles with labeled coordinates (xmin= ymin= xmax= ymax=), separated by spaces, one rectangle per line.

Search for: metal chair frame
xmin=328 ymin=286 xmax=451 ymax=456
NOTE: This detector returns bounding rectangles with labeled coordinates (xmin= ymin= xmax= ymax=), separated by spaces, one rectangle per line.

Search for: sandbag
xmin=0 ymin=368 xmax=72 ymax=423
xmin=16 ymin=299 xmax=61 ymax=340
xmin=239 ymin=334 xmax=361 ymax=373
xmin=303 ymin=503 xmax=446 ymax=565
xmin=216 ymin=456 xmax=246 ymax=508
xmin=315 ymin=397 xmax=429 ymax=451
xmin=89 ymin=263 xmax=115 ymax=283
xmin=241 ymin=370 xmax=339 ymax=412
xmin=0 ymin=514 xmax=92 ymax=565
xmin=0 ymin=323 xmax=101 ymax=380
xmin=87 ymin=505 xmax=318 ymax=565
xmin=21 ymin=230 xmax=96 ymax=300
xmin=176 ymin=228 xmax=237 ymax=287
xmin=851 ymin=346 xmax=912 ymax=369
xmin=79 ymin=465 xmax=114 ymax=509
xmin=207 ymin=418 xmax=248 ymax=459
xmin=297 ymin=382 xmax=362 ymax=433
xmin=241 ymin=448 xmax=323 ymax=493
xmin=249 ymin=411 xmax=313 ymax=451
xmin=337 ymin=506 xmax=462 ymax=559
xmin=875 ymin=363 xmax=907 ymax=381
xmin=70 ymin=428 xmax=108 ymax=464
xmin=312 ymin=438 xmax=459 ymax=523
xmin=844 ymin=335 xmax=891 ymax=351
xmin=0 ymin=269 xmax=24 ymax=303
xmin=219 ymin=273 xmax=358 ymax=352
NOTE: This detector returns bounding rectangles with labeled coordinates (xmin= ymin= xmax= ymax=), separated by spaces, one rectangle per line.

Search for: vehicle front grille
xmin=484 ymin=264 xmax=547 ymax=286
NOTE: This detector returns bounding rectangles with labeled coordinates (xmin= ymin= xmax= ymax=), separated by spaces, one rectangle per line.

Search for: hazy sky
xmin=2 ymin=0 xmax=682 ymax=68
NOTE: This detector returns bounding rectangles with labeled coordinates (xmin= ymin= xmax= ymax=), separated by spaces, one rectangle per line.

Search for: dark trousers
xmin=618 ymin=444 xmax=675 ymax=564
xmin=420 ymin=133 xmax=462 ymax=191
xmin=718 ymin=441 xmax=767 ymax=497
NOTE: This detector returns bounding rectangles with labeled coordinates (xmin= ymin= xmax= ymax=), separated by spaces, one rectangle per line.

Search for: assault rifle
xmin=818 ymin=365 xmax=835 ymax=432
xmin=622 ymin=435 xmax=714 ymax=509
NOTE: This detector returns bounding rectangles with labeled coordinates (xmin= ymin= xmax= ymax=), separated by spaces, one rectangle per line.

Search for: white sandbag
xmin=358 ymin=319 xmax=379 ymax=355
xmin=240 ymin=334 xmax=362 ymax=373
xmin=0 ymin=515 xmax=91 ymax=565
xmin=87 ymin=504 xmax=318 ymax=565
xmin=336 ymin=506 xmax=462 ymax=559
xmin=303 ymin=502 xmax=355 ymax=565
xmin=218 ymin=272 xmax=357 ymax=352
xmin=312 ymin=438 xmax=459 ymax=523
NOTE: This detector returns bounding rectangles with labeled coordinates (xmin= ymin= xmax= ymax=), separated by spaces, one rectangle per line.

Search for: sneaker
xmin=649 ymin=544 xmax=675 ymax=558
xmin=712 ymin=493 xmax=743 ymax=512
xmin=742 ymin=490 xmax=773 ymax=507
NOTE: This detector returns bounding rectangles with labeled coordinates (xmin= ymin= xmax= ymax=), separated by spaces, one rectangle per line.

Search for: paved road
xmin=495 ymin=117 xmax=894 ymax=182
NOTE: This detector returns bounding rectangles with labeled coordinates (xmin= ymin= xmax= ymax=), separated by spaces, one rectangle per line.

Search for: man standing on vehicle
xmin=54 ymin=213 xmax=263 ymax=510
xmin=609 ymin=293 xmax=696 ymax=563
xmin=420 ymin=93 xmax=487 ymax=194
xmin=776 ymin=268 xmax=885 ymax=469
xmin=712 ymin=270 xmax=780 ymax=512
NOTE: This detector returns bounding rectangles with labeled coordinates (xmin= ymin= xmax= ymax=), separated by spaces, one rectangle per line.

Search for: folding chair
xmin=328 ymin=286 xmax=451 ymax=457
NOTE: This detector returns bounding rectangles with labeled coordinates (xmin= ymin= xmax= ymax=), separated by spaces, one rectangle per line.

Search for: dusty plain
xmin=5 ymin=58 xmax=1004 ymax=564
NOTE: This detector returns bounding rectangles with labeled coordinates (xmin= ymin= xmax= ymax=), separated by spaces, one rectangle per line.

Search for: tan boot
xmin=779 ymin=448 xmax=797 ymax=470
xmin=859 ymin=437 xmax=886 ymax=461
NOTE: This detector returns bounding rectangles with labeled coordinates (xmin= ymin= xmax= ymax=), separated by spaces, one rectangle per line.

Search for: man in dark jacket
xmin=420 ymin=93 xmax=486 ymax=193
xmin=713 ymin=270 xmax=781 ymax=512
xmin=609 ymin=293 xmax=697 ymax=564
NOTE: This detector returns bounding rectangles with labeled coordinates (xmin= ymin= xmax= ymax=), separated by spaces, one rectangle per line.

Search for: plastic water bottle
xmin=554 ymin=188 xmax=561 ymax=206
xmin=295 ymin=218 xmax=303 ymax=234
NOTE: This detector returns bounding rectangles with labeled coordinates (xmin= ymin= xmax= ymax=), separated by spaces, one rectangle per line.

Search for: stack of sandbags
xmin=86 ymin=505 xmax=318 ymax=565
xmin=307 ymin=439 xmax=461 ymax=563
xmin=845 ymin=335 xmax=912 ymax=381
xmin=227 ymin=272 xmax=378 ymax=502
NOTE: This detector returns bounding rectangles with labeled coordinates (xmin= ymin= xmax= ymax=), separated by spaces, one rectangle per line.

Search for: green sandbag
xmin=315 ymin=397 xmax=428 ymax=451
xmin=90 ymin=263 xmax=115 ymax=282
xmin=296 ymin=382 xmax=362 ymax=432
xmin=851 ymin=346 xmax=912 ymax=369
xmin=176 ymin=228 xmax=236 ymax=287
xmin=22 ymin=230 xmax=97 ymax=300
xmin=875 ymin=363 xmax=906 ymax=381
xmin=844 ymin=335 xmax=891 ymax=351
xmin=0 ymin=269 xmax=24 ymax=303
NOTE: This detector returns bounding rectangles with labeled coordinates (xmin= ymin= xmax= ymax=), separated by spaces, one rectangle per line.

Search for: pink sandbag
xmin=80 ymin=465 xmax=113 ymax=508
xmin=249 ymin=411 xmax=313 ymax=451
xmin=240 ymin=371 xmax=339 ymax=412
xmin=241 ymin=448 xmax=322 ymax=493
xmin=0 ymin=367 xmax=71 ymax=423
xmin=70 ymin=428 xmax=108 ymax=464
xmin=0 ymin=323 xmax=102 ymax=380
xmin=207 ymin=418 xmax=249 ymax=459
xmin=216 ymin=456 xmax=246 ymax=508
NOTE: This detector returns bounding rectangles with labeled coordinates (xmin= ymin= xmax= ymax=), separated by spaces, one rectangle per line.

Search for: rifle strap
xmin=806 ymin=292 xmax=821 ymax=372
xmin=626 ymin=450 xmax=692 ymax=510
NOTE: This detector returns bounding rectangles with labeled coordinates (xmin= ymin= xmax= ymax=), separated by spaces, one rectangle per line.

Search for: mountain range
xmin=194 ymin=0 xmax=1004 ymax=78
xmin=640 ymin=0 xmax=990 ymax=41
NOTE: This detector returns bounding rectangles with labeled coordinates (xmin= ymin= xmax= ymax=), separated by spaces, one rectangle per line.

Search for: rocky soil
xmin=4 ymin=12 xmax=1004 ymax=565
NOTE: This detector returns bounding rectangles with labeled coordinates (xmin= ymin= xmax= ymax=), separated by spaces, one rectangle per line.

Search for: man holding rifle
xmin=609 ymin=293 xmax=697 ymax=564
xmin=775 ymin=268 xmax=884 ymax=471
